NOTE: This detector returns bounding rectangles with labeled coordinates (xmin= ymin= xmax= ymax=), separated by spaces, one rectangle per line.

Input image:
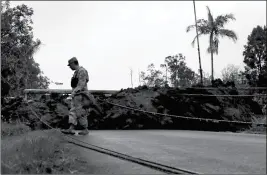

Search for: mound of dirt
xmin=1 ymin=94 xmax=70 ymax=130
xmin=1 ymin=84 xmax=265 ymax=132
xmin=94 ymin=85 xmax=263 ymax=131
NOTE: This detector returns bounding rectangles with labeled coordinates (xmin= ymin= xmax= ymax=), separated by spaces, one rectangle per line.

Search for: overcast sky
xmin=11 ymin=1 xmax=266 ymax=90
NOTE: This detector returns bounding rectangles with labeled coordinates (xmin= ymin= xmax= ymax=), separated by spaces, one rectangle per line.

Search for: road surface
xmin=73 ymin=130 xmax=266 ymax=174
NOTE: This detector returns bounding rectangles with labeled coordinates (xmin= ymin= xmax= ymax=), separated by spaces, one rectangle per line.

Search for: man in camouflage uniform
xmin=62 ymin=57 xmax=97 ymax=135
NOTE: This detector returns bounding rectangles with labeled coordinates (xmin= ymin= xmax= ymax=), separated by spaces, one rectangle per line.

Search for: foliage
xmin=140 ymin=64 xmax=164 ymax=87
xmin=1 ymin=1 xmax=50 ymax=97
xmin=221 ymin=64 xmax=241 ymax=83
xmin=160 ymin=63 xmax=168 ymax=85
xmin=164 ymin=54 xmax=196 ymax=87
xmin=186 ymin=6 xmax=237 ymax=81
xmin=197 ymin=71 xmax=212 ymax=86
xmin=243 ymin=25 xmax=267 ymax=87
xmin=140 ymin=54 xmax=196 ymax=88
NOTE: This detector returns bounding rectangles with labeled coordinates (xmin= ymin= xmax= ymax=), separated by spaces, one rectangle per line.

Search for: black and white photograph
xmin=1 ymin=0 xmax=266 ymax=174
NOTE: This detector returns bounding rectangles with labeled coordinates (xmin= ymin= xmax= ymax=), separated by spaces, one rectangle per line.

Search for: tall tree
xmin=1 ymin=1 xmax=50 ymax=97
xmin=160 ymin=63 xmax=168 ymax=85
xmin=192 ymin=0 xmax=203 ymax=85
xmin=243 ymin=25 xmax=267 ymax=87
xmin=164 ymin=55 xmax=180 ymax=87
xmin=140 ymin=71 xmax=147 ymax=86
xmin=141 ymin=54 xmax=197 ymax=88
xmin=163 ymin=54 xmax=196 ymax=87
xmin=186 ymin=6 xmax=238 ymax=81
xmin=140 ymin=64 xmax=164 ymax=87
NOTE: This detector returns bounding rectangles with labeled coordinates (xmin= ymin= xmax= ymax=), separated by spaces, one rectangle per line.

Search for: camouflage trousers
xmin=68 ymin=94 xmax=89 ymax=128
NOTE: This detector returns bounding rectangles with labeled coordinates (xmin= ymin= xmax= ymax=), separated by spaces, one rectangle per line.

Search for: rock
xmin=126 ymin=118 xmax=133 ymax=123
xmin=110 ymin=113 xmax=121 ymax=119
xmin=204 ymin=103 xmax=220 ymax=112
xmin=137 ymin=124 xmax=143 ymax=128
xmin=224 ymin=107 xmax=241 ymax=120
xmin=116 ymin=92 xmax=126 ymax=98
xmin=157 ymin=105 xmax=165 ymax=113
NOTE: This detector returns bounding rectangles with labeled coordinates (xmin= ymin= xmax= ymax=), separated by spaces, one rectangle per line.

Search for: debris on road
xmin=1 ymin=84 xmax=266 ymax=132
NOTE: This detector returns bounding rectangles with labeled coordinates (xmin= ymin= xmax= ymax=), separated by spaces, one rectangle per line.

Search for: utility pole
xmin=193 ymin=0 xmax=203 ymax=85
xmin=138 ymin=69 xmax=141 ymax=86
xmin=130 ymin=68 xmax=133 ymax=88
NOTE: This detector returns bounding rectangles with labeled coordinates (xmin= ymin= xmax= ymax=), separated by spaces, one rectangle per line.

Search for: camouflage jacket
xmin=71 ymin=66 xmax=89 ymax=94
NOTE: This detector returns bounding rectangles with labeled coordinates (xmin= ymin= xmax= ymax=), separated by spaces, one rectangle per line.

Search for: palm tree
xmin=192 ymin=0 xmax=203 ymax=85
xmin=186 ymin=6 xmax=238 ymax=81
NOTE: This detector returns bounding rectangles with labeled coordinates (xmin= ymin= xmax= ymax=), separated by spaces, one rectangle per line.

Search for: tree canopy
xmin=140 ymin=54 xmax=197 ymax=88
xmin=243 ymin=25 xmax=267 ymax=87
xmin=1 ymin=1 xmax=50 ymax=97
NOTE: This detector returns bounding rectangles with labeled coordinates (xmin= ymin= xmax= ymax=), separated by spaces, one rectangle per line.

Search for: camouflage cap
xmin=68 ymin=57 xmax=78 ymax=66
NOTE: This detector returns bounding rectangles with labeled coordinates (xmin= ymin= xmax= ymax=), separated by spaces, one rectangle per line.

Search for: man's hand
xmin=70 ymin=91 xmax=75 ymax=98
xmin=71 ymin=89 xmax=81 ymax=98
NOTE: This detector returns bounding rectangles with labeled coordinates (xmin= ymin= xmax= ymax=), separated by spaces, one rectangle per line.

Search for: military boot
xmin=61 ymin=124 xmax=75 ymax=135
xmin=78 ymin=128 xmax=89 ymax=135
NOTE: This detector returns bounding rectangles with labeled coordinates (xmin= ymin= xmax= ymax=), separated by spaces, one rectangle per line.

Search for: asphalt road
xmin=73 ymin=130 xmax=266 ymax=174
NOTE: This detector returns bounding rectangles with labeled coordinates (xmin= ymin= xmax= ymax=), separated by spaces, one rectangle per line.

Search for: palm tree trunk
xmin=193 ymin=0 xmax=203 ymax=85
xmin=210 ymin=33 xmax=214 ymax=81
xmin=211 ymin=52 xmax=214 ymax=81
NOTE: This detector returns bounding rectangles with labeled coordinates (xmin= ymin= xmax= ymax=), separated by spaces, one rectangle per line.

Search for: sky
xmin=10 ymin=1 xmax=266 ymax=90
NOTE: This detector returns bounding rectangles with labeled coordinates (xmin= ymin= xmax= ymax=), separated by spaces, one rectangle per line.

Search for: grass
xmin=1 ymin=121 xmax=31 ymax=137
xmin=1 ymin=122 xmax=89 ymax=174
xmin=242 ymin=115 xmax=266 ymax=134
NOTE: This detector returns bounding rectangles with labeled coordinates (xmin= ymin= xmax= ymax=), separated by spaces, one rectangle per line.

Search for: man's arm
xmin=72 ymin=69 xmax=88 ymax=94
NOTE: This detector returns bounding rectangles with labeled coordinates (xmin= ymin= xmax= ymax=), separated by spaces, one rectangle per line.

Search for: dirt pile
xmin=95 ymin=85 xmax=263 ymax=131
xmin=96 ymin=86 xmax=167 ymax=129
xmin=1 ymin=84 xmax=265 ymax=131
xmin=1 ymin=94 xmax=70 ymax=130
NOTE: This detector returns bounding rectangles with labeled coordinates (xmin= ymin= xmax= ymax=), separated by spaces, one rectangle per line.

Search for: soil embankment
xmin=1 ymin=84 xmax=265 ymax=132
